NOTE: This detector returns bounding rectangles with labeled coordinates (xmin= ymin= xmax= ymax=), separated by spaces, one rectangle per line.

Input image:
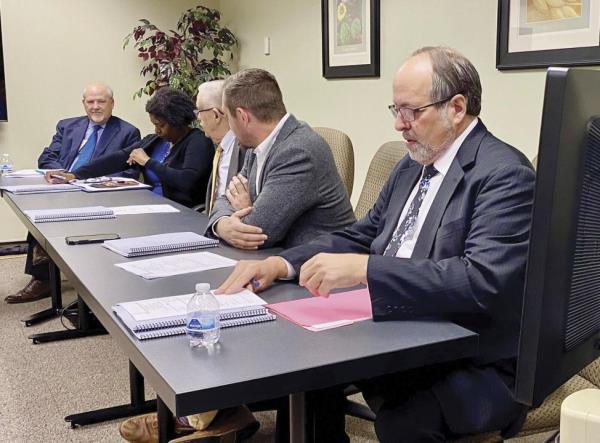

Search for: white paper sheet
xmin=114 ymin=251 xmax=237 ymax=279
xmin=109 ymin=204 xmax=180 ymax=215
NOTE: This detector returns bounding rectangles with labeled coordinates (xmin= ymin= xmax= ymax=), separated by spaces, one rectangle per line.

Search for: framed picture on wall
xmin=497 ymin=0 xmax=600 ymax=70
xmin=321 ymin=0 xmax=380 ymax=79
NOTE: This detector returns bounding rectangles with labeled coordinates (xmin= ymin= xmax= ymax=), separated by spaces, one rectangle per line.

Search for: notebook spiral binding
xmin=34 ymin=214 xmax=116 ymax=223
xmin=128 ymin=240 xmax=217 ymax=257
xmin=136 ymin=313 xmax=277 ymax=340
xmin=132 ymin=307 xmax=270 ymax=332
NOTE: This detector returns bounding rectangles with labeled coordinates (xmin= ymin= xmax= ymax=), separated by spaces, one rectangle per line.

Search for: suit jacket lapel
xmin=92 ymin=117 xmax=118 ymax=159
xmin=411 ymin=119 xmax=486 ymax=259
xmin=377 ymin=162 xmax=422 ymax=253
xmin=65 ymin=118 xmax=88 ymax=167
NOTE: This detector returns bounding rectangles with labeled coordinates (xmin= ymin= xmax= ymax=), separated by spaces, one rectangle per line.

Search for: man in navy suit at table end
xmin=5 ymin=82 xmax=140 ymax=304
xmin=218 ymin=47 xmax=536 ymax=442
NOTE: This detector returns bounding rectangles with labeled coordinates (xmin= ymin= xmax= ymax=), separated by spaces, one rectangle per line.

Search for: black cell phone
xmin=65 ymin=233 xmax=120 ymax=245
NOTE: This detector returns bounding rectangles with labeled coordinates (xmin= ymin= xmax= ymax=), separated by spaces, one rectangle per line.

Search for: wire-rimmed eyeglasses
xmin=388 ymin=93 xmax=462 ymax=122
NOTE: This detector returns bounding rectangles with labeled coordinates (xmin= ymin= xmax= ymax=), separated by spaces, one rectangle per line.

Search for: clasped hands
xmin=216 ymin=253 xmax=369 ymax=298
xmin=215 ymin=174 xmax=265 ymax=249
xmin=127 ymin=148 xmax=150 ymax=166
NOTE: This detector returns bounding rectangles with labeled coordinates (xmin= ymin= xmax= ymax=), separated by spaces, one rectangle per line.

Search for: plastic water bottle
xmin=186 ymin=283 xmax=220 ymax=348
xmin=0 ymin=153 xmax=13 ymax=175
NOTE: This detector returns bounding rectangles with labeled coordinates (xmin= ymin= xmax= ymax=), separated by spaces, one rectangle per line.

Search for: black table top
xmin=2 ymin=180 xmax=479 ymax=416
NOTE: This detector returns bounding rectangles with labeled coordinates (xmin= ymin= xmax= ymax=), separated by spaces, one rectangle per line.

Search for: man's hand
xmin=299 ymin=253 xmax=369 ymax=297
xmin=44 ymin=170 xmax=75 ymax=184
xmin=216 ymin=256 xmax=289 ymax=294
xmin=215 ymin=207 xmax=268 ymax=250
xmin=226 ymin=174 xmax=252 ymax=210
xmin=128 ymin=148 xmax=150 ymax=166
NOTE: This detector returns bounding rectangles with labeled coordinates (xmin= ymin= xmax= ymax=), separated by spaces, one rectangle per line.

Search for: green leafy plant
xmin=123 ymin=5 xmax=237 ymax=99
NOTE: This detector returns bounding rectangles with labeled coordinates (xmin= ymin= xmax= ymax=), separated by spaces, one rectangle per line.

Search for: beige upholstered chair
xmin=354 ymin=141 xmax=407 ymax=219
xmin=313 ymin=127 xmax=355 ymax=198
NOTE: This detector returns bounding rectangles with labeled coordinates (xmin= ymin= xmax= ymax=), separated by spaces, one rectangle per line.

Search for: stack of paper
xmin=71 ymin=177 xmax=151 ymax=193
xmin=113 ymin=289 xmax=276 ymax=340
xmin=103 ymin=232 xmax=219 ymax=258
xmin=0 ymin=183 xmax=79 ymax=194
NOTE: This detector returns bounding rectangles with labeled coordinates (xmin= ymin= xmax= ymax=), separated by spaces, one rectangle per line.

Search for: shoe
xmin=5 ymin=278 xmax=51 ymax=304
xmin=119 ymin=406 xmax=259 ymax=443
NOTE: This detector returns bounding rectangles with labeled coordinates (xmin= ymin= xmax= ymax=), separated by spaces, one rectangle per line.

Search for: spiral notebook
xmin=113 ymin=290 xmax=276 ymax=340
xmin=103 ymin=232 xmax=219 ymax=257
xmin=0 ymin=183 xmax=80 ymax=194
xmin=24 ymin=206 xmax=116 ymax=223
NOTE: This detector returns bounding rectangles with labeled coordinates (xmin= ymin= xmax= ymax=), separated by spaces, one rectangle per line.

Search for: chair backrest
xmin=313 ymin=127 xmax=355 ymax=198
xmin=354 ymin=141 xmax=407 ymax=219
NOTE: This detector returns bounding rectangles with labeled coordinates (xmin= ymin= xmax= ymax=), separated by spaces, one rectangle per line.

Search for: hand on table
xmin=44 ymin=170 xmax=75 ymax=184
xmin=215 ymin=207 xmax=267 ymax=250
xmin=226 ymin=174 xmax=252 ymax=210
xmin=216 ymin=256 xmax=289 ymax=294
xmin=299 ymin=253 xmax=369 ymax=297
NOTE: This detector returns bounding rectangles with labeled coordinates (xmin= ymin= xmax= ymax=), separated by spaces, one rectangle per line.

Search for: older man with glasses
xmin=216 ymin=47 xmax=536 ymax=442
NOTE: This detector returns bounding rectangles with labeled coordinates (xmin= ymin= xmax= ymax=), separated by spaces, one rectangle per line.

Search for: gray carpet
xmin=0 ymin=256 xmax=553 ymax=442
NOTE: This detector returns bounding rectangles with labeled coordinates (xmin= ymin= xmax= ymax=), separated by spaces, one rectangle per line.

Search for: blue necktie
xmin=70 ymin=125 xmax=100 ymax=171
xmin=384 ymin=164 xmax=439 ymax=257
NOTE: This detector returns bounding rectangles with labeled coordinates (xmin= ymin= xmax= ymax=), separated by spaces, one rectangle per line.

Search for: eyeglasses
xmin=193 ymin=107 xmax=224 ymax=118
xmin=388 ymin=93 xmax=462 ymax=122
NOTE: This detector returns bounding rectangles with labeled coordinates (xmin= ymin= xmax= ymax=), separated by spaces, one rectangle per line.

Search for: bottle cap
xmin=195 ymin=283 xmax=211 ymax=293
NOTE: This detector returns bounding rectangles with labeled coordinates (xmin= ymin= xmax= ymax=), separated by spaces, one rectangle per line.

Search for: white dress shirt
xmin=216 ymin=130 xmax=237 ymax=197
xmin=253 ymin=113 xmax=290 ymax=193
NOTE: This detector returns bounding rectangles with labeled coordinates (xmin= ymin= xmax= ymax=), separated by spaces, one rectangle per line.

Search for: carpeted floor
xmin=0 ymin=255 xmax=554 ymax=442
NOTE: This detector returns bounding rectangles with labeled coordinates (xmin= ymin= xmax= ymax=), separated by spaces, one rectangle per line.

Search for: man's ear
xmin=236 ymin=107 xmax=250 ymax=125
xmin=449 ymin=94 xmax=467 ymax=124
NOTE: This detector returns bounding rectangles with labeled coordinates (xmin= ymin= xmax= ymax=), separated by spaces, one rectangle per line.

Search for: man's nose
xmin=395 ymin=115 xmax=410 ymax=132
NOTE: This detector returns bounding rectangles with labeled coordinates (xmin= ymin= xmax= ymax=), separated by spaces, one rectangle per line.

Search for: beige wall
xmin=219 ymin=0 xmax=547 ymax=206
xmin=0 ymin=0 xmax=216 ymax=241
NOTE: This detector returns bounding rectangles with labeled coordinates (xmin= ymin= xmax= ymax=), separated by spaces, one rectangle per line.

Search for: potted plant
xmin=124 ymin=5 xmax=237 ymax=99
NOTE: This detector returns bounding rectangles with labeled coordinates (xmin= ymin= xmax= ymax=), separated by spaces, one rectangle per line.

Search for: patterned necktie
xmin=383 ymin=164 xmax=439 ymax=257
xmin=70 ymin=125 xmax=100 ymax=171
xmin=208 ymin=145 xmax=223 ymax=214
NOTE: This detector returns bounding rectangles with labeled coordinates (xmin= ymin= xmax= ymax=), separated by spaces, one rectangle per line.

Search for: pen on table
xmin=50 ymin=174 xmax=68 ymax=181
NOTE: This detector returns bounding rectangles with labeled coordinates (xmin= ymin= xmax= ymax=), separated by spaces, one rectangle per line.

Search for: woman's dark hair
xmin=145 ymin=87 xmax=196 ymax=127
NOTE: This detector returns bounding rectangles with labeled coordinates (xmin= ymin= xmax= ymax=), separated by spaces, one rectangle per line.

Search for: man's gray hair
xmin=82 ymin=82 xmax=114 ymax=99
xmin=412 ymin=46 xmax=482 ymax=116
xmin=197 ymin=80 xmax=225 ymax=109
xmin=223 ymin=68 xmax=286 ymax=122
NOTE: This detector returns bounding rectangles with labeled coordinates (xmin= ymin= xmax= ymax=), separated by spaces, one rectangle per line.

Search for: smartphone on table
xmin=65 ymin=233 xmax=120 ymax=245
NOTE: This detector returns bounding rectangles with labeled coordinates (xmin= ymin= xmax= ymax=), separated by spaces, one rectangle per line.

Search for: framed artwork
xmin=497 ymin=0 xmax=600 ymax=70
xmin=321 ymin=0 xmax=380 ymax=79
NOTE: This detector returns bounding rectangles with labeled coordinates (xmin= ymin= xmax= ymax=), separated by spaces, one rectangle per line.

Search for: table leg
xmin=28 ymin=295 xmax=107 ymax=344
xmin=290 ymin=392 xmax=307 ymax=443
xmin=65 ymin=360 xmax=156 ymax=427
xmin=21 ymin=261 xmax=62 ymax=326
xmin=157 ymin=396 xmax=175 ymax=443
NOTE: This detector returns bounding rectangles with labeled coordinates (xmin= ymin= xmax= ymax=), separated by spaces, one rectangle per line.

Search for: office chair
xmin=353 ymin=141 xmax=407 ymax=219
xmin=313 ymin=127 xmax=355 ymax=198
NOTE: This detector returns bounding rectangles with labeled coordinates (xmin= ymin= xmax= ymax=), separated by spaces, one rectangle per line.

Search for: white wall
xmin=219 ymin=0 xmax=548 ymax=205
xmin=0 ymin=0 xmax=217 ymax=241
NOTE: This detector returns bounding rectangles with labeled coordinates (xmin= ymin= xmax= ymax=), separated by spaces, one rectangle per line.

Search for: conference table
xmin=1 ymin=177 xmax=479 ymax=442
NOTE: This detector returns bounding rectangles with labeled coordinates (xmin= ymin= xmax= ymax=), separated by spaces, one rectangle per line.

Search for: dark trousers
xmin=24 ymin=233 xmax=49 ymax=281
xmin=309 ymin=360 xmax=526 ymax=443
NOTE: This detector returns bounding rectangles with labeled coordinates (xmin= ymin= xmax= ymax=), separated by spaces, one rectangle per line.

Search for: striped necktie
xmin=383 ymin=164 xmax=439 ymax=257
xmin=70 ymin=125 xmax=101 ymax=171
xmin=208 ymin=145 xmax=224 ymax=214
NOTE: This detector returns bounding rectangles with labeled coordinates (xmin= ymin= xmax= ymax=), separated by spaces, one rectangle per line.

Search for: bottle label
xmin=187 ymin=316 xmax=216 ymax=330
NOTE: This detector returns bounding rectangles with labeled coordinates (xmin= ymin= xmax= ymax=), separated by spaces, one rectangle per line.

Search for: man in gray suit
xmin=206 ymin=68 xmax=355 ymax=249
xmin=195 ymin=80 xmax=247 ymax=214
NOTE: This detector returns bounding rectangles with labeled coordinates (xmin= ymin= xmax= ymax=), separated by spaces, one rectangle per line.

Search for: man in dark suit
xmin=5 ymin=82 xmax=140 ymax=304
xmin=217 ymin=47 xmax=536 ymax=442
xmin=206 ymin=68 xmax=355 ymax=249
xmin=195 ymin=80 xmax=247 ymax=214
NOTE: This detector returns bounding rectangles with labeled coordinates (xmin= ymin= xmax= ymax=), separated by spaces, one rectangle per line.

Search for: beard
xmin=405 ymin=111 xmax=455 ymax=165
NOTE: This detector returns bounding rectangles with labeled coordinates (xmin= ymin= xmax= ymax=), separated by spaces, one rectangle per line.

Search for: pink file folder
xmin=266 ymin=288 xmax=372 ymax=331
